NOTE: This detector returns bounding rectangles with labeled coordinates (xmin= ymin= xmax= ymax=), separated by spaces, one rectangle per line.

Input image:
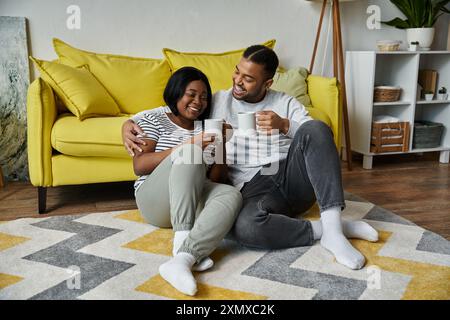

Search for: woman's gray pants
xmin=136 ymin=144 xmax=243 ymax=262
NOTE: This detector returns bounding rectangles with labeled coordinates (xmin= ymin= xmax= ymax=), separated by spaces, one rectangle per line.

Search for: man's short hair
xmin=243 ymin=45 xmax=279 ymax=80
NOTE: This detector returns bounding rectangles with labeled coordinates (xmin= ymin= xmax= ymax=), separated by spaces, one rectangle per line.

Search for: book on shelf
xmin=418 ymin=69 xmax=438 ymax=97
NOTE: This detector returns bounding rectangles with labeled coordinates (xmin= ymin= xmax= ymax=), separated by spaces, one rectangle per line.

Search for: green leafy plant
xmin=438 ymin=87 xmax=447 ymax=94
xmin=383 ymin=0 xmax=450 ymax=29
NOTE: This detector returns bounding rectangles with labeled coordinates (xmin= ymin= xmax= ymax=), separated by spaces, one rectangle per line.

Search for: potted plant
xmin=383 ymin=0 xmax=450 ymax=51
xmin=438 ymin=87 xmax=448 ymax=100
xmin=424 ymin=90 xmax=434 ymax=101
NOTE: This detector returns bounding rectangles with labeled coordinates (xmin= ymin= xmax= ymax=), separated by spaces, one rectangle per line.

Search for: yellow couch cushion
xmin=306 ymin=107 xmax=331 ymax=127
xmin=163 ymin=40 xmax=276 ymax=93
xmin=53 ymin=38 xmax=171 ymax=114
xmin=52 ymin=155 xmax=135 ymax=186
xmin=30 ymin=57 xmax=121 ymax=120
xmin=51 ymin=114 xmax=130 ymax=158
xmin=307 ymin=75 xmax=341 ymax=147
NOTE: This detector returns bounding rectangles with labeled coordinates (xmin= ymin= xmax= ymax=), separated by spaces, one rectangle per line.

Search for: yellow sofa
xmin=26 ymin=39 xmax=342 ymax=213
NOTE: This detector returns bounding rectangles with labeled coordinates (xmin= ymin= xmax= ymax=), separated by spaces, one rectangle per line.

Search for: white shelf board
xmin=350 ymin=51 xmax=450 ymax=55
xmin=373 ymin=101 xmax=411 ymax=106
xmin=416 ymin=100 xmax=450 ymax=105
xmin=410 ymin=146 xmax=450 ymax=153
xmin=418 ymin=51 xmax=450 ymax=55
xmin=375 ymin=51 xmax=419 ymax=55
xmin=361 ymin=146 xmax=450 ymax=156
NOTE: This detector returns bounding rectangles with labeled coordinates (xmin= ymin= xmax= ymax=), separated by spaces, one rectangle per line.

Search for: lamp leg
xmin=332 ymin=2 xmax=338 ymax=78
xmin=309 ymin=0 xmax=328 ymax=74
xmin=333 ymin=0 xmax=353 ymax=170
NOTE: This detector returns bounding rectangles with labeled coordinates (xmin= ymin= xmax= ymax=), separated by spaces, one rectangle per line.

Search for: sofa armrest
xmin=26 ymin=78 xmax=57 ymax=186
xmin=306 ymin=75 xmax=342 ymax=149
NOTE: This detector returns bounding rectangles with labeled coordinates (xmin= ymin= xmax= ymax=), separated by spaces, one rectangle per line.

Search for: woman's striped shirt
xmin=133 ymin=112 xmax=203 ymax=192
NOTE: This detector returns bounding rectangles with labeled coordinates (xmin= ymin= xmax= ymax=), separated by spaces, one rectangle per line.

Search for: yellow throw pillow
xmin=30 ymin=57 xmax=120 ymax=120
xmin=163 ymin=40 xmax=276 ymax=93
xmin=271 ymin=67 xmax=312 ymax=108
xmin=53 ymin=38 xmax=172 ymax=114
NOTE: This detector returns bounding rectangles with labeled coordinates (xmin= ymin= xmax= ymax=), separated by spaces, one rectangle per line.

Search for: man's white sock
xmin=343 ymin=220 xmax=379 ymax=242
xmin=310 ymin=219 xmax=378 ymax=242
xmin=311 ymin=220 xmax=323 ymax=240
xmin=320 ymin=207 xmax=366 ymax=270
xmin=159 ymin=252 xmax=197 ymax=296
xmin=173 ymin=230 xmax=214 ymax=272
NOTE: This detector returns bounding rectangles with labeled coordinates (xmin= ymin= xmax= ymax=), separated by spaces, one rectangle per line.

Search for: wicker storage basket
xmin=374 ymin=86 xmax=402 ymax=102
xmin=371 ymin=122 xmax=410 ymax=153
xmin=376 ymin=40 xmax=401 ymax=52
xmin=412 ymin=121 xmax=444 ymax=149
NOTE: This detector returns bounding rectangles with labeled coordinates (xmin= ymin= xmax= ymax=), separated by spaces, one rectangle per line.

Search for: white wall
xmin=1 ymin=0 xmax=449 ymax=79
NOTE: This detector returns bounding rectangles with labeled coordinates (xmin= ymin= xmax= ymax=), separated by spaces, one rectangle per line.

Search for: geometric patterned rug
xmin=1 ymin=193 xmax=449 ymax=300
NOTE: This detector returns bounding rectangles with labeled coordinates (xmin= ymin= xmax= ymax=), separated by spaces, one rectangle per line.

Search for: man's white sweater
xmin=132 ymin=89 xmax=312 ymax=190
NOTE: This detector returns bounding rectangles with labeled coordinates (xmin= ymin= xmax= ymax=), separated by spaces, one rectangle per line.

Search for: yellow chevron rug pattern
xmin=0 ymin=193 xmax=449 ymax=300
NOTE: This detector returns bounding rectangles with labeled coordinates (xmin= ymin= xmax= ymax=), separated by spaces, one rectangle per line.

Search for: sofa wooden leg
xmin=38 ymin=187 xmax=47 ymax=214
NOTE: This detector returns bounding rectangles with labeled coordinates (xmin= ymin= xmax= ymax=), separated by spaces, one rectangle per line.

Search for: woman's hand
xmin=187 ymin=132 xmax=216 ymax=150
xmin=122 ymin=119 xmax=147 ymax=156
xmin=132 ymin=139 xmax=160 ymax=176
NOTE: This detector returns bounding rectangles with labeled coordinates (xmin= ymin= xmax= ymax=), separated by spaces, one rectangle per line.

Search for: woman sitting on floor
xmin=132 ymin=66 xmax=242 ymax=296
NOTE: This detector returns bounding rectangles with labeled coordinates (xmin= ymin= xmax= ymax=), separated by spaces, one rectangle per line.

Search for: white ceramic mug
xmin=204 ymin=119 xmax=224 ymax=135
xmin=237 ymin=112 xmax=256 ymax=133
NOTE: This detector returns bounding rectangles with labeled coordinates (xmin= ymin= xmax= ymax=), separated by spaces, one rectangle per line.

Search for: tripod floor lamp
xmin=308 ymin=0 xmax=353 ymax=170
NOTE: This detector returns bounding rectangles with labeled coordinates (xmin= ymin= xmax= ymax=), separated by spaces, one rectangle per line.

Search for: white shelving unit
xmin=345 ymin=51 xmax=450 ymax=169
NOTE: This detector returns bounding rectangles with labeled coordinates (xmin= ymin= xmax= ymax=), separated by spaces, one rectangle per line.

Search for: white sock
xmin=159 ymin=252 xmax=197 ymax=296
xmin=193 ymin=257 xmax=214 ymax=272
xmin=320 ymin=207 xmax=366 ymax=270
xmin=173 ymin=230 xmax=214 ymax=272
xmin=343 ymin=220 xmax=379 ymax=242
xmin=173 ymin=231 xmax=190 ymax=256
xmin=310 ymin=219 xmax=378 ymax=242
xmin=311 ymin=220 xmax=323 ymax=240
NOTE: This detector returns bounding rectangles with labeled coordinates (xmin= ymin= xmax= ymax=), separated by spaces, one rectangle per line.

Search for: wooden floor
xmin=1 ymin=152 xmax=449 ymax=240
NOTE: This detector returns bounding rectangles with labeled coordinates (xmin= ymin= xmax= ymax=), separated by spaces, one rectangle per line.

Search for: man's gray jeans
xmin=229 ymin=120 xmax=346 ymax=249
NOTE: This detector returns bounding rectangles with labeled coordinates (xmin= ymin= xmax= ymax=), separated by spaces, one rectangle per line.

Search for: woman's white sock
xmin=319 ymin=207 xmax=366 ymax=270
xmin=173 ymin=230 xmax=214 ymax=271
xmin=173 ymin=231 xmax=190 ymax=256
xmin=159 ymin=252 xmax=197 ymax=296
xmin=193 ymin=257 xmax=214 ymax=272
